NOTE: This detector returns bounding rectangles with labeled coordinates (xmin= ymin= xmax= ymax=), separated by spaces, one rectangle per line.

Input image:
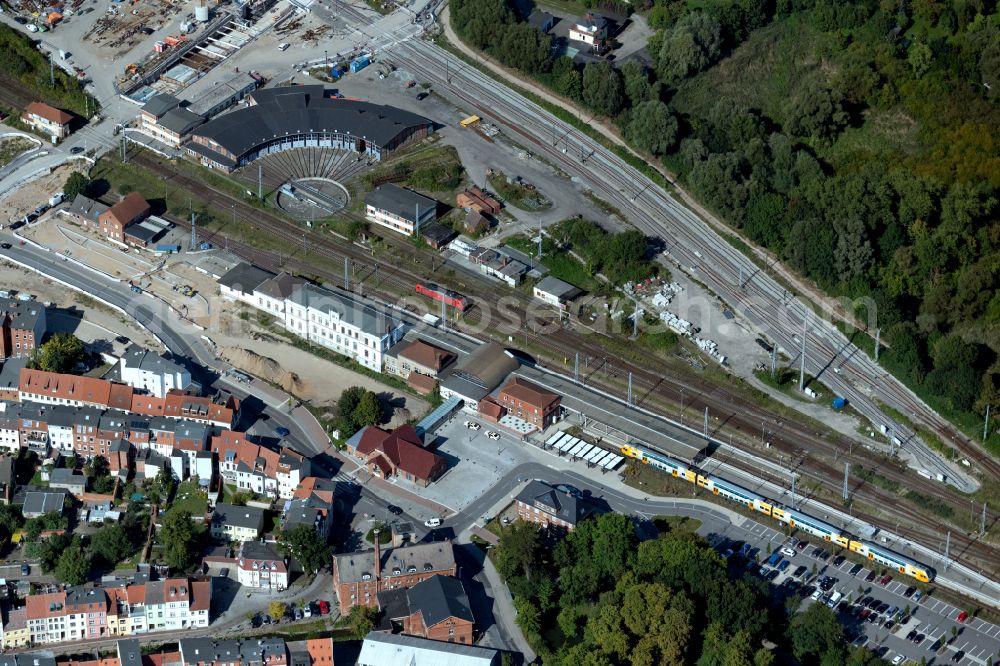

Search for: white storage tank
xmin=194 ymin=1 xmax=208 ymax=21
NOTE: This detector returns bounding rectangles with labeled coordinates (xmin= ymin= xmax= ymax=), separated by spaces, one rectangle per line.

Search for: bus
xmin=459 ymin=115 xmax=481 ymax=128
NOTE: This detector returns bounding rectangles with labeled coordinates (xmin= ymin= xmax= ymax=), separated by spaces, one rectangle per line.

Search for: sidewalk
xmin=479 ymin=554 xmax=537 ymax=664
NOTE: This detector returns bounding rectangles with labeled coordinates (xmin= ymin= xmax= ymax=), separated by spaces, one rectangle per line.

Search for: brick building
xmin=514 ymin=479 xmax=593 ymax=533
xmin=332 ymin=540 xmax=456 ymax=614
xmin=376 ymin=575 xmax=474 ymax=644
xmin=97 ymin=193 xmax=151 ymax=243
xmin=496 ymin=377 xmax=561 ymax=429
xmin=0 ymin=298 xmax=46 ymax=359
xmin=345 ymin=425 xmax=446 ymax=487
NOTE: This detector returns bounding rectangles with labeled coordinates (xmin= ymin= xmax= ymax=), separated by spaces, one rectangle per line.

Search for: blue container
xmin=349 ymin=56 xmax=369 ymax=73
xmin=832 ymin=396 xmax=847 ymax=410
xmin=156 ymin=243 xmax=180 ymax=253
xmin=329 ymin=68 xmax=341 ymax=79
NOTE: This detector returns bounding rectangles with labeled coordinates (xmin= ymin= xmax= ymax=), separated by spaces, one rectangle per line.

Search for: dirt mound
xmin=219 ymin=346 xmax=307 ymax=396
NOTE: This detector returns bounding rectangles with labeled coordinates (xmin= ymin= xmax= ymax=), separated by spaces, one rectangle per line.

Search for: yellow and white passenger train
xmin=620 ymin=444 xmax=934 ymax=582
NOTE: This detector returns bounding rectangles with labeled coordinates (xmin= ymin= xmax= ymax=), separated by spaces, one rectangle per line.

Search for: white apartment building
xmin=236 ymin=542 xmax=289 ymax=591
xmin=119 ymin=347 xmax=191 ymax=399
xmin=364 ymin=184 xmax=437 ymax=237
xmin=282 ymin=284 xmax=406 ymax=373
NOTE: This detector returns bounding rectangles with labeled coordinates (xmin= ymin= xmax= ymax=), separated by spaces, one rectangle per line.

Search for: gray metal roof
xmin=44 ymin=405 xmax=76 ymax=428
xmin=535 ymin=275 xmax=582 ymax=299
xmin=48 ymin=468 xmax=84 ymax=486
xmin=0 ymin=298 xmax=44 ymax=331
xmin=64 ymin=193 xmax=108 ymax=222
xmin=158 ymin=106 xmax=204 ymax=135
xmin=218 ymin=262 xmax=275 ymax=294
xmin=190 ymin=89 xmax=431 ymax=166
xmin=287 ymin=283 xmax=403 ymax=338
xmin=364 ymin=183 xmax=436 ymax=222
xmin=406 ymin=575 xmax=474 ymax=628
xmin=118 ymin=638 xmax=143 ymax=666
xmin=212 ymin=502 xmax=265 ymax=530
xmin=334 ymin=541 xmax=455 ymax=584
xmin=142 ymin=93 xmax=181 ymax=119
xmin=22 ymin=491 xmax=65 ymax=516
xmin=515 ymin=480 xmax=589 ymax=526
xmin=0 ymin=357 xmax=29 ymax=392
xmin=124 ymin=345 xmax=186 ymax=376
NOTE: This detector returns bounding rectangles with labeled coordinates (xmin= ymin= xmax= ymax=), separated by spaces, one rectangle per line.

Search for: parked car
xmin=278 ymin=42 xmax=289 ymax=50
xmin=424 ymin=518 xmax=441 ymax=527
xmin=879 ymin=574 xmax=893 ymax=586
xmin=781 ymin=546 xmax=796 ymax=557
xmin=912 ymin=590 xmax=922 ymax=602
xmin=0 ymin=243 xmax=10 ymax=249
xmin=796 ymin=540 xmax=808 ymax=550
xmin=70 ymin=146 xmax=84 ymax=154
xmin=387 ymin=505 xmax=403 ymax=515
xmin=957 ymin=611 xmax=969 ymax=623
xmin=892 ymin=655 xmax=905 ymax=665
xmin=317 ymin=600 xmax=330 ymax=615
xmin=833 ymin=555 xmax=845 ymax=566
xmin=21 ymin=563 xmax=29 ymax=576
xmin=275 ymin=426 xmax=290 ymax=437
xmin=865 ymin=570 xmax=877 ymax=582
xmin=952 ymin=650 xmax=965 ymax=662
xmin=486 ymin=431 xmax=500 ymax=440
xmin=903 ymin=586 xmax=916 ymax=598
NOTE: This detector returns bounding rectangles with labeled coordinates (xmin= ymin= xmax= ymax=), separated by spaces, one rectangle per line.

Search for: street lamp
xmin=325 ymin=50 xmax=328 ymax=67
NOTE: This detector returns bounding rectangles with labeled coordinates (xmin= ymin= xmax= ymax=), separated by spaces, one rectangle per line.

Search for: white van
xmin=424 ymin=518 xmax=441 ymax=527
xmin=278 ymin=42 xmax=289 ymax=51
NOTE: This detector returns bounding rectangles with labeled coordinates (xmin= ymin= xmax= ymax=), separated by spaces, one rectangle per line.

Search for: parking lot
xmin=402 ymin=413 xmax=533 ymax=513
xmin=729 ymin=535 xmax=1000 ymax=665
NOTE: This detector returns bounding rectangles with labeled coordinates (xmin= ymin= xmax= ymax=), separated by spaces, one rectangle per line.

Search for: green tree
xmin=0 ymin=503 xmax=24 ymax=542
xmin=156 ymin=466 xmax=176 ymax=504
xmin=55 ymin=538 xmax=89 ymax=585
xmin=788 ymin=602 xmax=845 ymax=663
xmin=63 ymin=171 xmax=89 ymax=199
xmin=268 ymin=601 xmax=288 ymax=620
xmin=278 ymin=523 xmax=331 ymax=574
xmin=783 ymin=80 xmax=848 ymax=141
xmin=36 ymin=532 xmax=71 ymax=572
xmin=89 ymin=523 xmax=134 ymax=568
xmin=512 ymin=596 xmax=540 ymax=635
xmin=582 ymin=61 xmax=624 ymax=117
xmin=626 ymin=100 xmax=679 ymax=156
xmin=32 ymin=332 xmax=85 ymax=373
xmin=345 ymin=604 xmax=377 ymax=636
xmin=908 ymin=40 xmax=933 ymax=78
xmin=353 ymin=391 xmax=383 ymax=429
xmin=159 ymin=509 xmax=201 ymax=571
xmin=494 ymin=519 xmax=541 ymax=580
xmin=656 ymin=12 xmax=723 ymax=83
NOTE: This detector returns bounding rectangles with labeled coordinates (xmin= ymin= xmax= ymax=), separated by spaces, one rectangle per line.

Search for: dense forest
xmin=449 ymin=0 xmax=1000 ymax=453
xmin=493 ymin=514 xmax=890 ymax=665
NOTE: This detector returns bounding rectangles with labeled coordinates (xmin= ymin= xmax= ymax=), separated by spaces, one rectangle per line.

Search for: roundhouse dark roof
xmin=190 ymin=88 xmax=431 ymax=166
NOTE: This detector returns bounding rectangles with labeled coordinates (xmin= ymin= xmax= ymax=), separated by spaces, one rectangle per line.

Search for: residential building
xmin=569 ymin=13 xmax=609 ymax=52
xmin=1 ymin=606 xmax=29 ymax=648
xmin=210 ymin=431 xmax=308 ymax=499
xmin=25 ymin=591 xmax=68 ymax=644
xmin=515 ymin=479 xmax=593 ymax=532
xmin=178 ymin=636 xmax=287 ymax=666
xmin=119 ymin=347 xmax=192 ymax=398
xmin=48 ymin=468 xmax=86 ymax=495
xmin=281 ymin=476 xmax=335 ymax=539
xmin=376 ymin=575 xmax=474 ymax=644
xmin=0 ymin=299 xmax=46 ymax=359
xmin=138 ymin=578 xmax=210 ymax=631
xmin=0 ymin=455 xmax=14 ymax=503
xmin=60 ymin=194 xmax=109 ymax=230
xmin=332 ymin=540 xmax=456 ymax=614
xmin=364 ymin=184 xmax=437 ymax=236
xmin=22 ymin=491 xmax=66 ymax=518
xmin=532 ymin=275 xmax=582 ymax=309
xmin=217 ymin=263 xmax=275 ymax=306
xmin=461 ymin=210 xmax=489 ymax=235
xmin=346 ymin=425 xmax=446 ymax=487
xmin=210 ymin=502 xmax=265 ymax=542
xmin=236 ymin=541 xmax=288 ymax=591
xmin=497 ymin=377 xmax=561 ymax=429
xmin=21 ymin=102 xmax=72 ymax=139
xmin=97 ymin=193 xmax=151 ymax=244
xmin=252 ymin=272 xmax=305 ymax=319
xmin=456 ymin=186 xmax=501 ymax=216
xmin=384 ymin=339 xmax=456 ymax=379
xmin=357 ymin=632 xmax=498 ymax=666
xmin=64 ymin=587 xmax=110 ymax=640
xmin=131 ymin=390 xmax=238 ymax=429
xmin=18 ymin=369 xmax=130 ymax=409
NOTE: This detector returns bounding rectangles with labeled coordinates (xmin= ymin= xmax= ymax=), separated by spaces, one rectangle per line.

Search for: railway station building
xmin=186 ymin=86 xmax=432 ymax=171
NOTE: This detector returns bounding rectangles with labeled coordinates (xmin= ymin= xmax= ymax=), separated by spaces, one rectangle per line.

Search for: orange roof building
xmin=22 ymin=101 xmax=73 ymax=139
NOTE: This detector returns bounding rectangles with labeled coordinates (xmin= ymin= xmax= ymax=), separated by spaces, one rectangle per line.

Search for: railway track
xmin=390 ymin=39 xmax=1000 ymax=490
xmin=131 ymin=151 xmax=999 ymax=574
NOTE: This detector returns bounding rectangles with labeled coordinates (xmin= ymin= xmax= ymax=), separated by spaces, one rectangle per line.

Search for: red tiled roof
xmin=398 ymin=340 xmax=455 ymax=372
xmin=25 ymin=591 xmax=67 ymax=620
xmin=498 ymin=377 xmax=560 ymax=410
xmin=407 ymin=372 xmax=436 ymax=395
xmin=20 ymin=368 xmax=112 ymax=405
xmin=357 ymin=425 xmax=443 ymax=482
xmin=477 ymin=396 xmax=504 ymax=420
xmin=189 ymin=579 xmax=211 ymax=612
xmin=108 ymin=383 xmax=136 ymax=410
xmin=101 ymin=192 xmax=150 ymax=228
xmin=305 ymin=639 xmax=334 ymax=666
xmin=24 ymin=101 xmax=72 ymax=125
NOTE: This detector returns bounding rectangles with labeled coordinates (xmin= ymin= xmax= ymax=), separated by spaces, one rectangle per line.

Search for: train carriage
xmin=415 ymin=282 xmax=469 ymax=311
